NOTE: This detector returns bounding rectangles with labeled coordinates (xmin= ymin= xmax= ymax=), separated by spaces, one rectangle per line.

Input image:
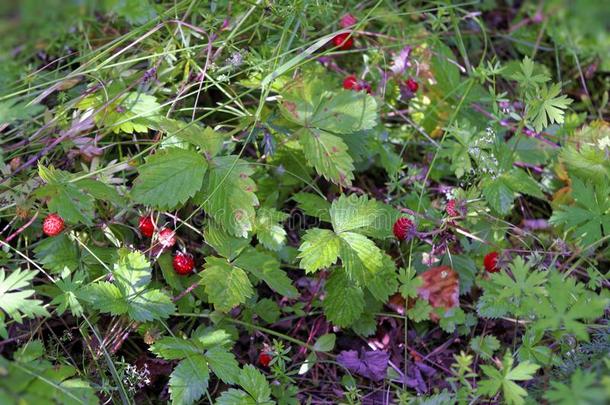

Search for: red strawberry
xmin=446 ymin=200 xmax=458 ymax=217
xmin=343 ymin=75 xmax=371 ymax=93
xmin=43 ymin=213 xmax=65 ymax=237
xmin=158 ymin=228 xmax=176 ymax=248
xmin=332 ymin=32 xmax=354 ymax=50
xmin=258 ymin=352 xmax=272 ymax=367
xmin=393 ymin=217 xmax=414 ymax=241
xmin=138 ymin=215 xmax=155 ymax=238
xmin=483 ymin=252 xmax=500 ymax=273
xmin=340 ymin=13 xmax=357 ymax=28
xmin=343 ymin=75 xmax=358 ymax=90
xmin=173 ymin=252 xmax=195 ymax=275
xmin=406 ymin=77 xmax=419 ymax=92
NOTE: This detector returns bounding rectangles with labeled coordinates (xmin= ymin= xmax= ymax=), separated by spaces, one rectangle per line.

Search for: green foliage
xmin=478 ymin=352 xmax=540 ymax=405
xmin=0 ymin=268 xmax=49 ymax=338
xmin=84 ymin=249 xmax=175 ymax=322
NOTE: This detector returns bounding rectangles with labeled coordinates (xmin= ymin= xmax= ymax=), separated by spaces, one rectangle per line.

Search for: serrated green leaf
xmin=150 ymin=337 xmax=204 ymax=360
xmin=255 ymin=208 xmax=288 ymax=251
xmin=203 ymin=220 xmax=251 ymax=261
xmin=238 ymin=365 xmax=272 ymax=404
xmin=292 ymin=192 xmax=331 ymax=222
xmin=297 ymin=228 xmax=340 ymax=273
xmin=234 ymin=249 xmax=297 ymax=298
xmin=330 ymin=194 xmax=380 ymax=234
xmin=198 ymin=156 xmax=258 ymax=238
xmin=200 ymin=257 xmax=253 ymax=312
xmin=338 ymin=232 xmax=383 ymax=282
xmin=169 ymin=355 xmax=209 ymax=405
xmin=322 ymin=271 xmax=364 ymax=327
xmin=299 ymin=128 xmax=355 ymax=186
xmin=34 ymin=234 xmax=79 ymax=273
xmin=205 ymin=347 xmax=240 ymax=384
xmin=0 ymin=269 xmax=49 ymax=330
xmin=131 ymin=148 xmax=207 ymax=210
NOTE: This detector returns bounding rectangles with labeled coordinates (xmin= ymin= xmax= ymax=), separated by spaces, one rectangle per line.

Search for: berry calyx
xmin=258 ymin=352 xmax=272 ymax=367
xmin=446 ymin=199 xmax=458 ymax=217
xmin=138 ymin=215 xmax=155 ymax=238
xmin=483 ymin=252 xmax=500 ymax=273
xmin=343 ymin=75 xmax=358 ymax=90
xmin=158 ymin=228 xmax=176 ymax=248
xmin=43 ymin=213 xmax=65 ymax=237
xmin=393 ymin=217 xmax=414 ymax=241
xmin=332 ymin=32 xmax=354 ymax=50
xmin=172 ymin=252 xmax=195 ymax=275
xmin=406 ymin=77 xmax=419 ymax=92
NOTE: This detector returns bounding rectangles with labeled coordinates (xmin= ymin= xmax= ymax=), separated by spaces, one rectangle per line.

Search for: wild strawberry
xmin=42 ymin=213 xmax=65 ymax=237
xmin=393 ymin=217 xmax=414 ymax=241
xmin=406 ymin=77 xmax=419 ymax=92
xmin=332 ymin=32 xmax=354 ymax=50
xmin=446 ymin=200 xmax=458 ymax=217
xmin=483 ymin=252 xmax=500 ymax=273
xmin=343 ymin=75 xmax=358 ymax=90
xmin=340 ymin=13 xmax=357 ymax=28
xmin=138 ymin=215 xmax=155 ymax=238
xmin=157 ymin=228 xmax=176 ymax=248
xmin=172 ymin=252 xmax=195 ymax=275
xmin=258 ymin=352 xmax=272 ymax=367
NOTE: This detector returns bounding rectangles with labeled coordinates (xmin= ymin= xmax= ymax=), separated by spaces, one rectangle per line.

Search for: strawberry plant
xmin=0 ymin=1 xmax=609 ymax=404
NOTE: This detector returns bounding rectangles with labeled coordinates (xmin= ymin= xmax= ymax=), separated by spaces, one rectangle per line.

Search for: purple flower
xmin=337 ymin=349 xmax=389 ymax=381
xmin=390 ymin=46 xmax=412 ymax=75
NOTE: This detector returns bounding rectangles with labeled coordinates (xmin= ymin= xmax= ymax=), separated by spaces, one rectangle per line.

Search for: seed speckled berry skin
xmin=484 ymin=252 xmax=500 ymax=273
xmin=393 ymin=217 xmax=413 ymax=241
xmin=43 ymin=213 xmax=65 ymax=237
xmin=343 ymin=75 xmax=358 ymax=90
xmin=446 ymin=200 xmax=458 ymax=217
xmin=138 ymin=215 xmax=155 ymax=238
xmin=173 ymin=252 xmax=195 ymax=275
xmin=158 ymin=228 xmax=176 ymax=248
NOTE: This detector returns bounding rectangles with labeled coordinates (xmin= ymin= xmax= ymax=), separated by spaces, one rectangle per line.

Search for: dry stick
xmin=3 ymin=211 xmax=39 ymax=243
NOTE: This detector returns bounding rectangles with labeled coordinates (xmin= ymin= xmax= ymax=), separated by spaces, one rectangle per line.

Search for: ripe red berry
xmin=393 ymin=217 xmax=414 ymax=241
xmin=42 ymin=213 xmax=65 ymax=237
xmin=446 ymin=200 xmax=458 ymax=217
xmin=483 ymin=252 xmax=500 ymax=273
xmin=258 ymin=352 xmax=272 ymax=367
xmin=138 ymin=215 xmax=155 ymax=238
xmin=343 ymin=75 xmax=358 ymax=90
xmin=406 ymin=77 xmax=419 ymax=92
xmin=332 ymin=32 xmax=354 ymax=50
xmin=340 ymin=13 xmax=357 ymax=28
xmin=173 ymin=252 xmax=195 ymax=275
xmin=158 ymin=228 xmax=176 ymax=248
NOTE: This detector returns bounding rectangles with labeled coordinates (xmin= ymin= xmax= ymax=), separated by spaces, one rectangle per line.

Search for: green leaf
xmin=0 ymin=269 xmax=49 ymax=336
xmin=103 ymin=0 xmax=157 ymax=25
xmin=398 ymin=267 xmax=423 ymax=299
xmin=469 ymin=335 xmax=500 ymax=360
xmin=365 ymin=255 xmax=398 ymax=302
xmin=313 ymin=333 xmax=336 ymax=352
xmin=408 ymin=299 xmax=433 ymax=322
xmin=150 ymin=337 xmax=204 ymax=360
xmin=503 ymin=169 xmax=544 ymax=199
xmin=255 ymin=208 xmax=289 ymax=251
xmin=234 ymin=249 xmax=298 ymax=298
xmin=203 ymin=220 xmax=251 ymax=261
xmin=128 ymin=290 xmax=175 ymax=322
xmin=338 ymin=232 xmax=383 ymax=282
xmin=299 ymin=128 xmax=355 ymax=186
xmin=198 ymin=156 xmax=258 ymax=238
xmin=293 ymin=192 xmax=331 ymax=222
xmin=297 ymin=229 xmax=341 ymax=273
xmin=544 ymin=369 xmax=607 ymax=405
xmin=200 ymin=257 xmax=253 ymax=312
xmin=478 ymin=352 xmax=539 ymax=405
xmin=154 ymin=118 xmax=225 ymax=157
xmin=526 ymin=82 xmax=573 ymax=132
xmin=550 ymin=177 xmax=610 ymax=247
xmin=216 ymin=389 xmax=257 ymax=405
xmin=169 ymin=356 xmax=209 ymax=405
xmin=0 ymin=99 xmax=44 ymax=124
xmin=131 ymin=148 xmax=207 ymax=210
xmin=34 ymin=234 xmax=79 ymax=273
xmin=205 ymin=347 xmax=240 ymax=384
xmin=82 ymin=282 xmax=129 ymax=316
xmin=330 ymin=194 xmax=380 ymax=234
xmin=238 ymin=365 xmax=272 ymax=404
xmin=482 ymin=177 xmax=514 ymax=215
xmin=322 ymin=271 xmax=364 ymax=327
